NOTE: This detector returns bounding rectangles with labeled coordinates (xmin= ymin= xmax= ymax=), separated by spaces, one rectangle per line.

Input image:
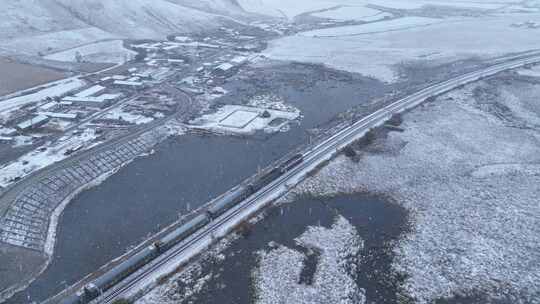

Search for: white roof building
xmin=16 ymin=115 xmax=49 ymax=131
xmin=75 ymin=85 xmax=106 ymax=98
xmin=174 ymin=36 xmax=192 ymax=42
xmin=114 ymin=80 xmax=143 ymax=87
xmin=63 ymin=94 xmax=121 ymax=103
xmin=62 ymin=93 xmax=122 ymax=108
xmin=39 ymin=102 xmax=58 ymax=111
xmin=38 ymin=112 xmax=79 ymax=120
xmin=231 ymin=56 xmax=248 ymax=65
xmin=215 ymin=63 xmax=235 ymax=72
xmin=98 ymin=93 xmax=123 ymax=100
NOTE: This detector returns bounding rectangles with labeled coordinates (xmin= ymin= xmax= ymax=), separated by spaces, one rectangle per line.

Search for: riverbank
xmin=0 ymin=121 xmax=185 ymax=303
xmin=287 ymin=71 xmax=540 ymax=303
xmin=137 ymin=194 xmax=411 ymax=304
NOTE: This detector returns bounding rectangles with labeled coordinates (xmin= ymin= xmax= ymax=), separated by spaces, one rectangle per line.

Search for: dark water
xmin=166 ymin=194 xmax=410 ymax=304
xmin=7 ymin=64 xmax=389 ymax=303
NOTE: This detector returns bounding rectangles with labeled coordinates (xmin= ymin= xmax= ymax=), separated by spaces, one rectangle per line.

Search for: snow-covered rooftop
xmin=114 ymin=80 xmax=144 ymax=87
xmin=75 ymin=85 xmax=106 ymax=98
xmin=16 ymin=115 xmax=49 ymax=130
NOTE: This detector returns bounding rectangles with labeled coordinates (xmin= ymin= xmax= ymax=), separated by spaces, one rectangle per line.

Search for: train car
xmin=159 ymin=214 xmax=210 ymax=250
xmin=68 ymin=215 xmax=210 ymax=304
xmin=207 ymin=186 xmax=252 ymax=218
xmin=60 ymin=293 xmax=82 ymax=304
xmin=82 ymin=245 xmax=159 ymax=300
xmin=279 ymin=154 xmax=304 ymax=173
xmin=61 ymin=154 xmax=305 ymax=304
xmin=250 ymin=167 xmax=282 ymax=192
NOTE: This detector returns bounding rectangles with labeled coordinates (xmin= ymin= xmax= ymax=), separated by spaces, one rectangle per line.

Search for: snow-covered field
xmin=190 ymin=104 xmax=299 ymax=135
xmin=301 ymin=17 xmax=441 ymax=37
xmin=45 ymin=40 xmax=136 ymax=64
xmin=237 ymin=0 xmax=525 ymax=19
xmin=219 ymin=109 xmax=260 ymax=128
xmin=1 ymin=27 xmax=118 ymax=57
xmin=288 ymin=78 xmax=540 ymax=302
xmin=254 ymin=215 xmax=364 ymax=304
xmin=237 ymin=0 xmax=338 ymax=19
xmin=311 ymin=6 xmax=392 ymax=22
xmin=266 ymin=13 xmax=540 ymax=82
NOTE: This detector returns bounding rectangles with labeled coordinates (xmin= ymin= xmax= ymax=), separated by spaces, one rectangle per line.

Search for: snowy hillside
xmin=0 ymin=0 xmax=248 ymax=57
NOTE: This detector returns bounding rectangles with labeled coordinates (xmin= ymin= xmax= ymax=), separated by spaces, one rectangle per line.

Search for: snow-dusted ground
xmin=237 ymin=0 xmax=338 ymax=19
xmin=288 ymin=79 xmax=540 ymax=302
xmin=102 ymin=107 xmax=155 ymax=125
xmin=0 ymin=128 xmax=99 ymax=187
xmin=311 ymin=5 xmax=392 ymax=22
xmin=517 ymin=65 xmax=540 ymax=77
xmin=189 ymin=104 xmax=299 ymax=135
xmin=45 ymin=40 xmax=136 ymax=64
xmin=247 ymin=94 xmax=299 ymax=113
xmin=136 ymin=214 xmax=363 ymax=304
xmin=254 ymin=215 xmax=364 ymax=304
xmin=266 ymin=12 xmax=540 ymax=82
xmin=302 ymin=16 xmax=441 ymax=37
xmin=0 ymin=78 xmax=86 ymax=113
xmin=219 ymin=109 xmax=260 ymax=128
xmin=1 ymin=27 xmax=118 ymax=57
xmin=136 ymin=235 xmax=236 ymax=304
xmin=237 ymin=0 xmax=523 ymax=19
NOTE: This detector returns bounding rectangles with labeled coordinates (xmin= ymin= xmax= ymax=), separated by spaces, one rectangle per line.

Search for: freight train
xmin=61 ymin=153 xmax=304 ymax=304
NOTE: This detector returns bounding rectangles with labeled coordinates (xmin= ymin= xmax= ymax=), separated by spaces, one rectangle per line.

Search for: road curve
xmin=74 ymin=51 xmax=540 ymax=303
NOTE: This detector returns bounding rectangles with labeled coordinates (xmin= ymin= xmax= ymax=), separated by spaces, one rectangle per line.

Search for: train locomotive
xmin=62 ymin=154 xmax=303 ymax=304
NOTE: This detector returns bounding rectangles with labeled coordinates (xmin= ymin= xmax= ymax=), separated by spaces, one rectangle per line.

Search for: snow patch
xmin=301 ymin=17 xmax=441 ymax=37
xmin=45 ymin=40 xmax=136 ymax=64
xmin=254 ymin=215 xmax=365 ymax=304
xmin=311 ymin=6 xmax=392 ymax=22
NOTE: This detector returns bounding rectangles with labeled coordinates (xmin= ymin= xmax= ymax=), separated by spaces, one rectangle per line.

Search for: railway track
xmin=78 ymin=51 xmax=540 ymax=303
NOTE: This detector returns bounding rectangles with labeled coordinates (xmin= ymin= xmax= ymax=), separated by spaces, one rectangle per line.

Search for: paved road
xmin=92 ymin=52 xmax=540 ymax=303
